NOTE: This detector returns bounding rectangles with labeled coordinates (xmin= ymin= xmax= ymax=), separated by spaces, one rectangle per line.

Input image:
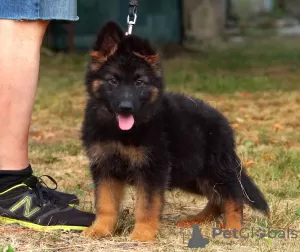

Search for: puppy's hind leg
xmin=177 ymin=199 xmax=221 ymax=228
xmin=176 ymin=179 xmax=221 ymax=227
xmin=222 ymin=199 xmax=243 ymax=231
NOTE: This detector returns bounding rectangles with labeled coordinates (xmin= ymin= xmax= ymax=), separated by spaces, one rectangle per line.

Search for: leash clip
xmin=125 ymin=0 xmax=138 ymax=35
xmin=126 ymin=13 xmax=137 ymax=35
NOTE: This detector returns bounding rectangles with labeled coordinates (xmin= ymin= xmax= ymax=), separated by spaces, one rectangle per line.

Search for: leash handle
xmin=126 ymin=0 xmax=138 ymax=35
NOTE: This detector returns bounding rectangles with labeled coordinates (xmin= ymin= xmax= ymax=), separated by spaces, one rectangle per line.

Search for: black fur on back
xmin=81 ymin=21 xmax=269 ymax=215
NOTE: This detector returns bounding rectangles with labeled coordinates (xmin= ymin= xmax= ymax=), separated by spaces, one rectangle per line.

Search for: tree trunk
xmin=183 ymin=0 xmax=226 ymax=42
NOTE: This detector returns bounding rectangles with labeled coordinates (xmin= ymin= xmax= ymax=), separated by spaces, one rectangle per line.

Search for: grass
xmin=1 ymin=37 xmax=300 ymax=251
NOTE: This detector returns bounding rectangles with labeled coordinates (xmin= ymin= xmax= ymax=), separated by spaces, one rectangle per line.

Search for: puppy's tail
xmin=240 ymin=170 xmax=270 ymax=216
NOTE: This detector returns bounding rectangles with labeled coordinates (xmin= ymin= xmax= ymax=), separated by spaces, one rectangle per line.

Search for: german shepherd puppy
xmin=81 ymin=21 xmax=269 ymax=242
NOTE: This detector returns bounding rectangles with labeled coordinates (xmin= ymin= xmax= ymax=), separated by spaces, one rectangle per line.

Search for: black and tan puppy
xmin=81 ymin=21 xmax=269 ymax=242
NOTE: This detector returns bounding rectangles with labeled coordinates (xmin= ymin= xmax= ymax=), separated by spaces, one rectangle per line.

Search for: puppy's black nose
xmin=118 ymin=101 xmax=133 ymax=113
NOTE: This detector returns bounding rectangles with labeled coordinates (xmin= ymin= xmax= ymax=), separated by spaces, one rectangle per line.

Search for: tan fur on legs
xmin=83 ymin=178 xmax=125 ymax=238
xmin=223 ymin=199 xmax=243 ymax=230
xmin=130 ymin=187 xmax=163 ymax=242
xmin=177 ymin=200 xmax=221 ymax=228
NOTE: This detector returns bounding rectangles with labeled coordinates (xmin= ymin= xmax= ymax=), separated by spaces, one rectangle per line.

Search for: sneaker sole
xmin=0 ymin=216 xmax=86 ymax=232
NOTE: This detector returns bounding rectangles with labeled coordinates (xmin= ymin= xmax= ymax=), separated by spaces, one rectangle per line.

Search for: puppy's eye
xmin=109 ymin=78 xmax=118 ymax=86
xmin=135 ymin=79 xmax=145 ymax=87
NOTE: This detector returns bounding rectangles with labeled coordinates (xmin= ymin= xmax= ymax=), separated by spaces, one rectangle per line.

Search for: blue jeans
xmin=0 ymin=0 xmax=78 ymax=21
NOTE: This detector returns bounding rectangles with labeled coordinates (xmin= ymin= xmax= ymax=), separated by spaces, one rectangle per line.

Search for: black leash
xmin=126 ymin=0 xmax=138 ymax=35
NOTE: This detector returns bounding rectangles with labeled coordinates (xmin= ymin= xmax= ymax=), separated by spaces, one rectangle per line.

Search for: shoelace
xmin=24 ymin=175 xmax=60 ymax=207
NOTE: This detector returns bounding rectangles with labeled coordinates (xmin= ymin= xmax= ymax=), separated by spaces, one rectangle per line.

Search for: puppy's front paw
xmin=129 ymin=227 xmax=156 ymax=242
xmin=82 ymin=225 xmax=112 ymax=238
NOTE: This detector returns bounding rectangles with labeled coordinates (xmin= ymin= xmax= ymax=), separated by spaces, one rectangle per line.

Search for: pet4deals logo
xmin=187 ymin=224 xmax=299 ymax=249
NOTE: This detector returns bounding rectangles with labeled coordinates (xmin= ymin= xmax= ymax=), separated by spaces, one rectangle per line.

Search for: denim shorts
xmin=0 ymin=0 xmax=78 ymax=21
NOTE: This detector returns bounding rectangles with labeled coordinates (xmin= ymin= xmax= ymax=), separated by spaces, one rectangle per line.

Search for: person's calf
xmin=0 ymin=20 xmax=49 ymax=170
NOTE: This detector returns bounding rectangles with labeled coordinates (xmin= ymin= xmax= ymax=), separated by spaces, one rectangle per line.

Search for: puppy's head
xmin=85 ymin=21 xmax=163 ymax=131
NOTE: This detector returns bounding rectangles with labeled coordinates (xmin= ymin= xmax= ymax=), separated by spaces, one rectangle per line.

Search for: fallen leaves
xmin=0 ymin=227 xmax=35 ymax=234
xmin=243 ymin=160 xmax=256 ymax=167
xmin=272 ymin=124 xmax=284 ymax=132
xmin=30 ymin=131 xmax=56 ymax=141
xmin=231 ymin=123 xmax=240 ymax=128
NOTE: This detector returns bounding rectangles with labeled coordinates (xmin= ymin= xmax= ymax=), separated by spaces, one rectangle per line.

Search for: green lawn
xmin=1 ymin=37 xmax=300 ymax=252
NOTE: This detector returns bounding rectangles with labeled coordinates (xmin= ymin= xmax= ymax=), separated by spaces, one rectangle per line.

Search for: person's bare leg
xmin=0 ymin=20 xmax=49 ymax=170
xmin=0 ymin=17 xmax=95 ymax=231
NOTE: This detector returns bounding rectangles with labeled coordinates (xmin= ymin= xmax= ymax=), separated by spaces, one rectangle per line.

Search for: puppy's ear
xmin=125 ymin=36 xmax=159 ymax=68
xmin=133 ymin=52 xmax=159 ymax=67
xmin=90 ymin=21 xmax=124 ymax=71
xmin=94 ymin=21 xmax=124 ymax=55
xmin=133 ymin=39 xmax=160 ymax=76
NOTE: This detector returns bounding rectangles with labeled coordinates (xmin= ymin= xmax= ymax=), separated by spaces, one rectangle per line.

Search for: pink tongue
xmin=117 ymin=114 xmax=135 ymax=130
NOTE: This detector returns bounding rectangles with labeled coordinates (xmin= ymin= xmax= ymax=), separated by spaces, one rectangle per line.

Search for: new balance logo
xmin=10 ymin=196 xmax=41 ymax=218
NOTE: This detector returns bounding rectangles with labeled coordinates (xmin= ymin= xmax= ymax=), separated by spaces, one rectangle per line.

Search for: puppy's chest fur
xmin=86 ymin=140 xmax=151 ymax=169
